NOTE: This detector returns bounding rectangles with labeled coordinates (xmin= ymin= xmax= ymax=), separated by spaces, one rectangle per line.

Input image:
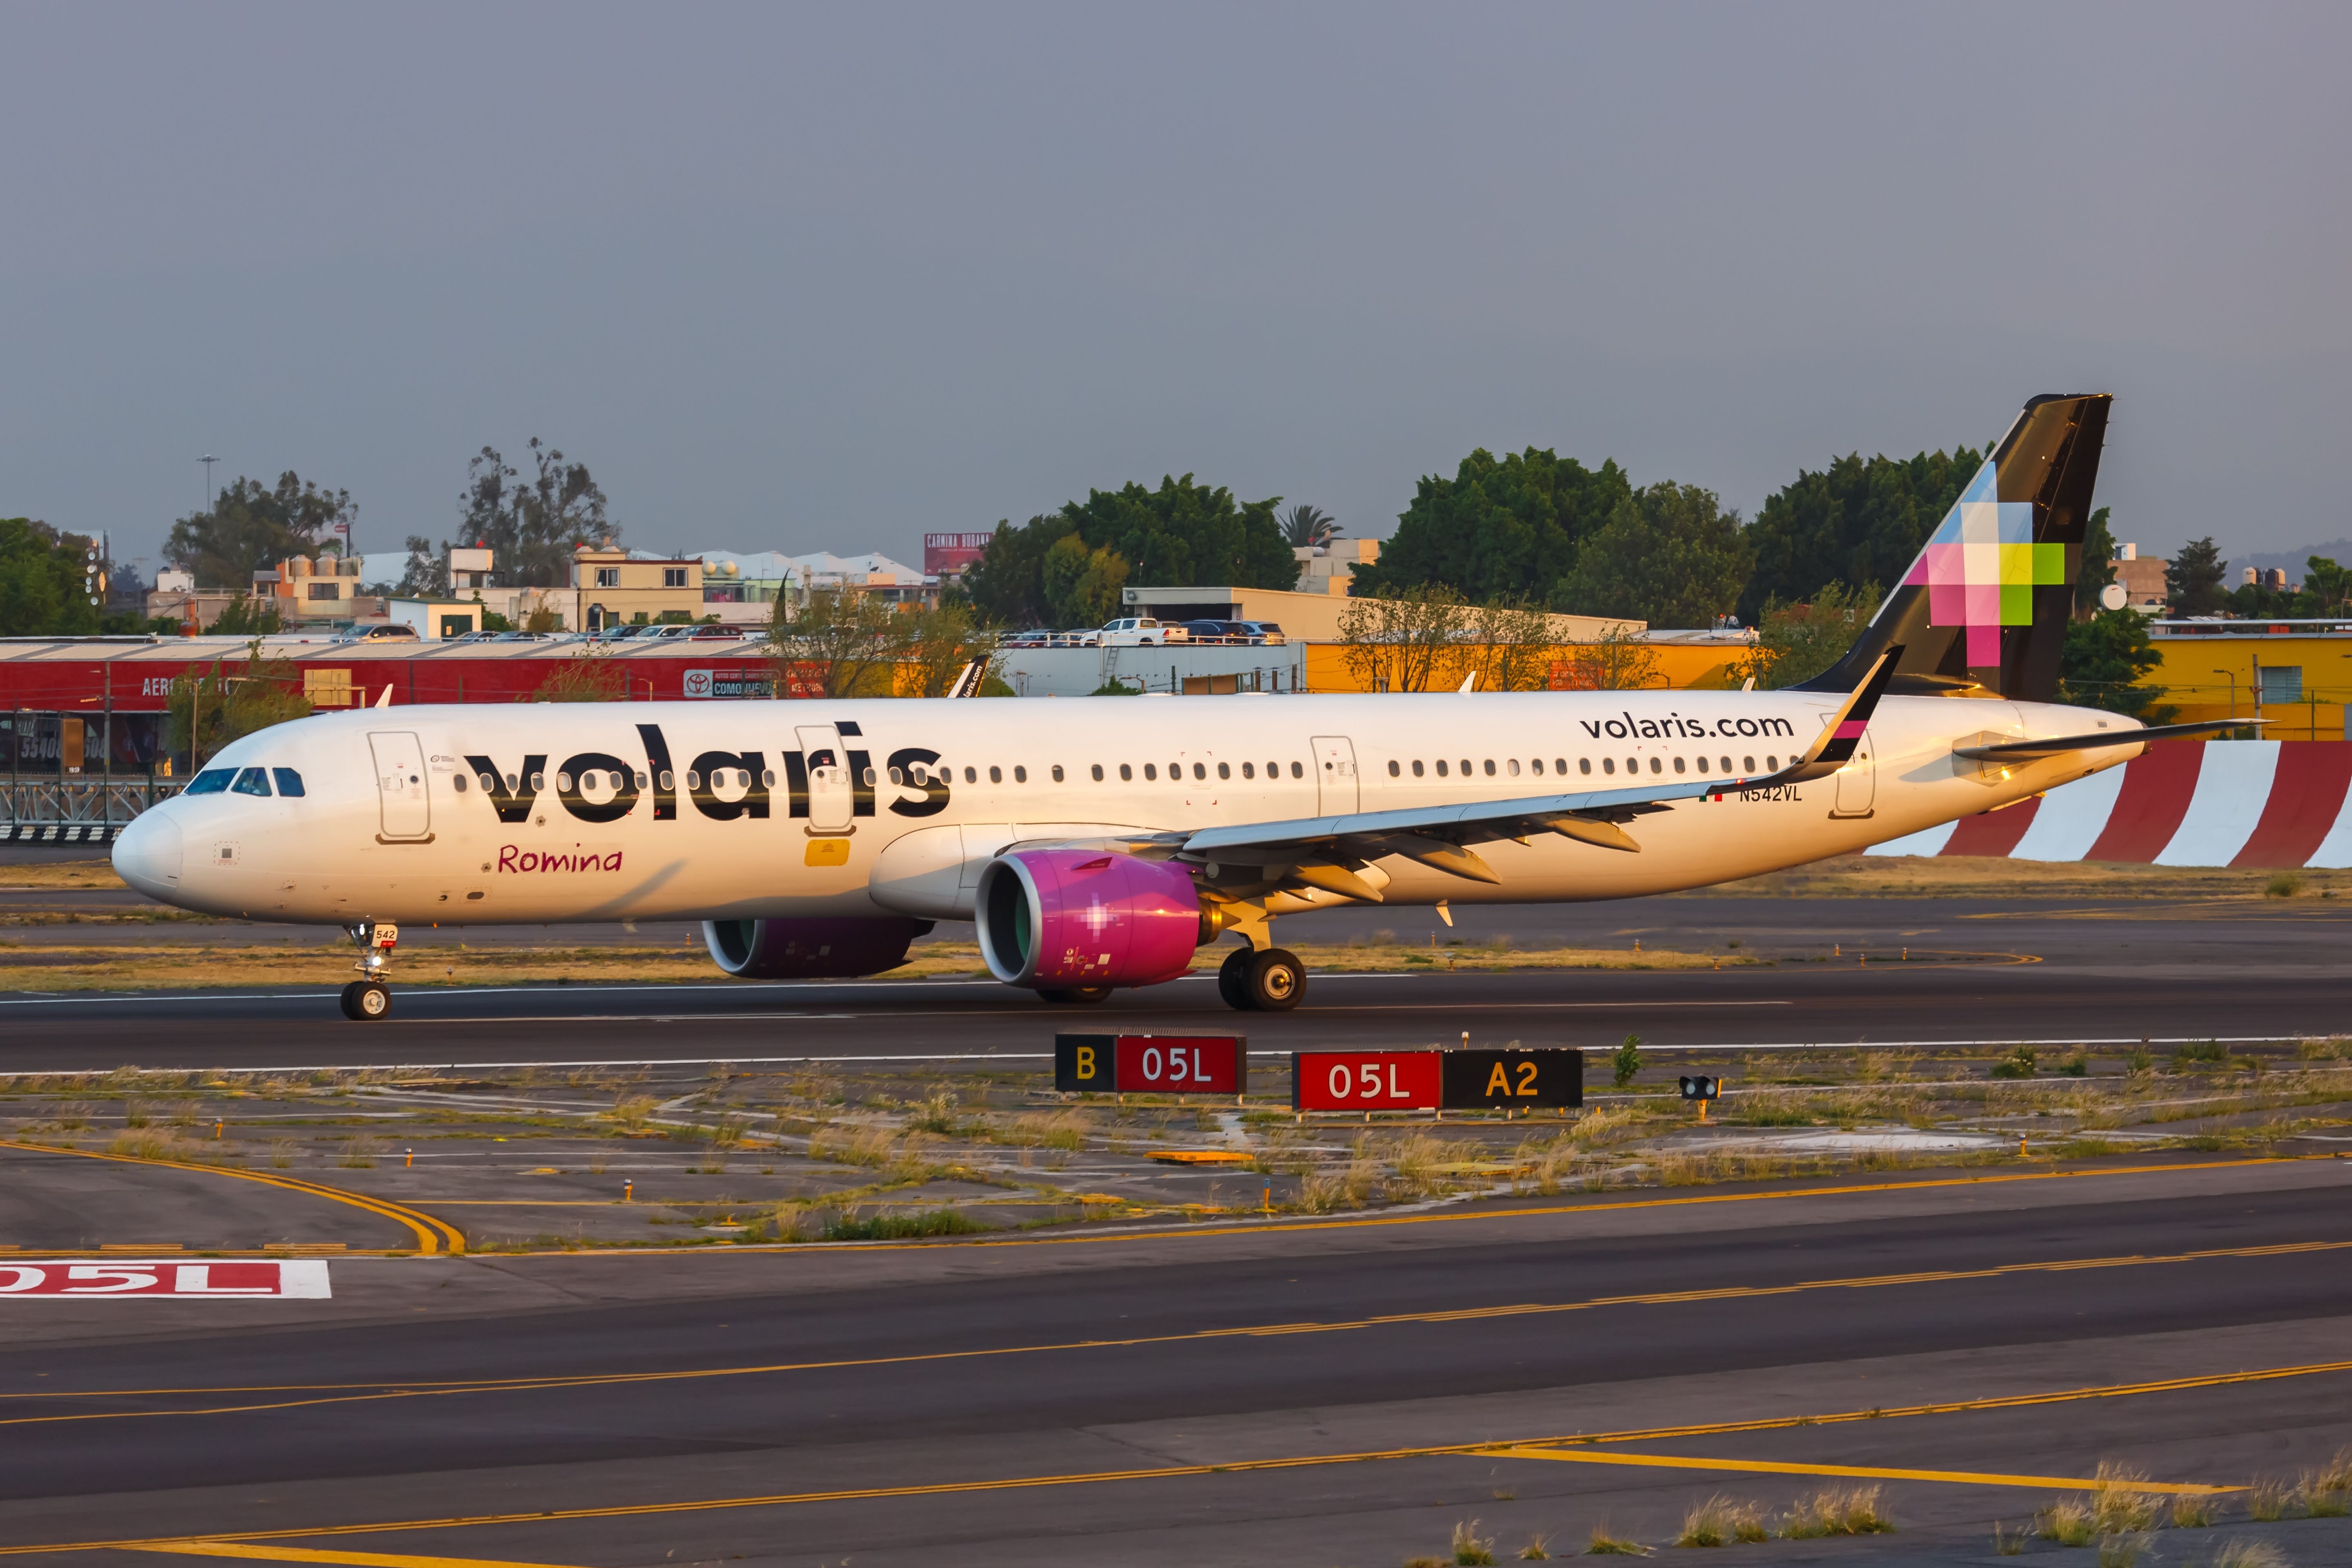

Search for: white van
xmin=1096 ymin=617 xmax=1190 ymax=646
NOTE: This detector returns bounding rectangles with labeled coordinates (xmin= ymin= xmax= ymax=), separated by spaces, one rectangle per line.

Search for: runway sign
xmin=0 ymin=1260 xmax=331 ymax=1297
xmin=1442 ymin=1049 xmax=1583 ymax=1109
xmin=1055 ymin=1034 xmax=1246 ymax=1094
xmin=1295 ymin=1050 xmax=1582 ymax=1112
xmin=1294 ymin=1051 xmax=1444 ymax=1112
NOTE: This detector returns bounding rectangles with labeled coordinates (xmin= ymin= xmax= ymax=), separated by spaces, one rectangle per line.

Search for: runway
xmin=4 ymin=890 xmax=2348 ymax=1072
xmin=6 ymin=1155 xmax=2352 ymax=1564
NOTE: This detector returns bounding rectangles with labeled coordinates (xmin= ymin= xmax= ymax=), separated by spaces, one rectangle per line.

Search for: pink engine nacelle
xmin=975 ymin=850 xmax=1203 ymax=991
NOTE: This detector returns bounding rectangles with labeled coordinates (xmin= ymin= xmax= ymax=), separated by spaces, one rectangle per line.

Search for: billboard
xmin=924 ymin=532 xmax=993 ymax=575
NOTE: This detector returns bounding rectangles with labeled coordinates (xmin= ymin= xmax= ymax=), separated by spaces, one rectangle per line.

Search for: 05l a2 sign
xmin=1293 ymin=1051 xmax=1443 ymax=1112
xmin=0 ymin=1260 xmax=330 ymax=1297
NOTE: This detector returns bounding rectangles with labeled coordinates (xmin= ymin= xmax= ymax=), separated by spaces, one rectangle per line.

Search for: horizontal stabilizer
xmin=1952 ymin=718 xmax=2264 ymax=762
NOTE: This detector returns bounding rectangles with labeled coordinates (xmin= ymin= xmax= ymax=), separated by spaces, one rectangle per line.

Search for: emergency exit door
xmin=1832 ymin=732 xmax=1875 ymax=817
xmin=368 ymin=731 xmax=432 ymax=841
xmin=796 ymin=725 xmax=854 ymax=832
xmin=1312 ymin=735 xmax=1359 ymax=815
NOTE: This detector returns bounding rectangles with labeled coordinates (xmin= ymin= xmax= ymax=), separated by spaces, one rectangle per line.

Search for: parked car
xmin=1097 ymin=617 xmax=1189 ymax=646
xmin=1000 ymin=628 xmax=1056 ymax=648
xmin=491 ymin=630 xmax=555 ymax=642
xmin=1236 ymin=620 xmax=1287 ymax=645
xmin=683 ymin=623 xmax=741 ymax=639
xmin=1182 ymin=619 xmax=1238 ymax=644
xmin=336 ymin=623 xmax=419 ymax=642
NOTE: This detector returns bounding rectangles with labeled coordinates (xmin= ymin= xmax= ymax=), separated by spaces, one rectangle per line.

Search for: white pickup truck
xmin=1095 ymin=616 xmax=1191 ymax=646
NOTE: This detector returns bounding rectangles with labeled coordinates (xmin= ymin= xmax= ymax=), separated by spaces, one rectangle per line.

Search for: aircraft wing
xmin=1169 ymin=649 xmax=1902 ymax=894
xmin=1951 ymin=717 xmax=2261 ymax=761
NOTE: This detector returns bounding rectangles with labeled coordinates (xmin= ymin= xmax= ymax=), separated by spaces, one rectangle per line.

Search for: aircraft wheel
xmin=1039 ymin=986 xmax=1112 ymax=1004
xmin=1245 ymin=949 xmax=1305 ymax=1012
xmin=344 ymin=980 xmax=392 ymax=1021
xmin=1217 ymin=946 xmax=1258 ymax=1010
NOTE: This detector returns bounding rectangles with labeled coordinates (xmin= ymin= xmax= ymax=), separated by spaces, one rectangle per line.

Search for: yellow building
xmin=567 ymin=545 xmax=706 ymax=633
xmin=2147 ymin=620 xmax=2352 ymax=740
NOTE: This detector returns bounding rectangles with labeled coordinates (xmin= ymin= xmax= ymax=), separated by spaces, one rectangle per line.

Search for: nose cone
xmin=113 ymin=810 xmax=184 ymax=901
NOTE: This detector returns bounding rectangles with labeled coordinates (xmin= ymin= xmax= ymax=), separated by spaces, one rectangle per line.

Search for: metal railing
xmin=0 ymin=779 xmax=183 ymax=842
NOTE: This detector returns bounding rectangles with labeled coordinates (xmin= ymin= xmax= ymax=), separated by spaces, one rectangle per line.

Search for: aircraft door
xmin=796 ymin=725 xmax=855 ymax=832
xmin=1833 ymin=731 xmax=1875 ymax=817
xmin=1311 ymin=735 xmax=1359 ymax=815
xmin=368 ymin=731 xmax=432 ymax=841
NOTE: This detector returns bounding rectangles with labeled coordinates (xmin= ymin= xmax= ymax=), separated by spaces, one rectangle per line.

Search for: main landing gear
xmin=339 ymin=920 xmax=399 ymax=1021
xmin=1218 ymin=944 xmax=1304 ymax=1012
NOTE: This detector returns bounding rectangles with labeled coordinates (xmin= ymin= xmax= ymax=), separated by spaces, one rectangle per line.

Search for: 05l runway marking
xmin=7 ymin=1233 xmax=2347 ymax=1428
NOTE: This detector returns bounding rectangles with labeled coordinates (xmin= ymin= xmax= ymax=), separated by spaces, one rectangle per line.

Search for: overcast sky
xmin=3 ymin=3 xmax=2345 ymax=577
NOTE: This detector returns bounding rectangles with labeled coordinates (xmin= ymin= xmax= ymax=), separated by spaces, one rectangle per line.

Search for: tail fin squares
xmin=1797 ymin=392 xmax=2111 ymax=702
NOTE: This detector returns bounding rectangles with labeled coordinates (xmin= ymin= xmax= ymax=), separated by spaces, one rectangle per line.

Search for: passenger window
xmin=1412 ymin=760 xmax=1424 ymax=777
xmin=1242 ymin=762 xmax=1254 ymax=779
xmin=964 ymin=766 xmax=977 ymax=783
xmin=1579 ymin=758 xmax=1592 ymax=775
xmin=1529 ymin=759 xmax=1541 ymax=775
xmin=1722 ymin=757 xmax=1735 ymax=773
xmin=1144 ymin=764 xmax=1156 ymax=781
xmin=1741 ymin=756 xmax=1754 ymax=773
xmin=1435 ymin=760 xmax=1448 ymax=777
xmin=1090 ymin=764 xmax=1103 ymax=782
xmin=183 ymin=769 xmax=234 ymax=795
xmin=1624 ymin=758 xmax=1636 ymax=774
xmin=989 ymin=766 xmax=1002 ymax=783
xmin=1556 ymin=757 xmax=1568 ymax=773
xmin=1193 ymin=762 xmax=1206 ymax=780
xmin=1014 ymin=766 xmax=1028 ymax=783
xmin=1217 ymin=762 xmax=1229 ymax=780
xmin=762 ymin=770 xmax=775 ymax=788
xmin=1506 ymin=759 xmax=1520 ymax=777
xmin=232 ymin=767 xmax=272 ymax=797
xmin=452 ymin=773 xmax=469 ymax=793
xmin=1673 ymin=757 xmax=1685 ymax=774
xmin=1290 ymin=761 xmax=1303 ymax=778
xmin=1120 ymin=763 xmax=1132 ymax=781
xmin=1459 ymin=759 xmax=1472 ymax=775
xmin=1483 ymin=759 xmax=1496 ymax=777
xmin=1695 ymin=756 xmax=1708 ymax=774
xmin=1767 ymin=755 xmax=1779 ymax=771
xmin=1602 ymin=758 xmax=1615 ymax=775
xmin=1387 ymin=760 xmax=1400 ymax=777
xmin=1051 ymin=765 xmax=1065 ymax=782
xmin=887 ymin=766 xmax=904 ymax=785
xmin=270 ymin=768 xmax=303 ymax=797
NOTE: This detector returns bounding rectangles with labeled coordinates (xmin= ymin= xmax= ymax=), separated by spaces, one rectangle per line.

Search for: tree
xmin=903 ymin=602 xmax=1001 ymax=697
xmin=2305 ymin=557 xmax=2352 ymax=615
xmin=1335 ymin=584 xmax=1468 ymax=692
xmin=454 ymin=439 xmax=611 ymax=588
xmin=2060 ymin=608 xmax=2173 ymax=720
xmin=1739 ymin=446 xmax=1982 ymax=621
xmin=1557 ymin=624 xmax=1664 ymax=692
xmin=961 ymin=475 xmax=1292 ymax=628
xmin=529 ymin=653 xmax=633 ymax=702
xmin=2075 ymin=507 xmax=2119 ymax=617
xmin=1556 ymin=482 xmax=1752 ymax=628
xmin=167 ymin=640 xmax=314 ymax=769
xmin=165 ymin=472 xmax=354 ymax=587
xmin=1040 ymin=534 xmax=1129 ymax=626
xmin=2166 ymin=536 xmax=2227 ymax=616
xmin=208 ymin=594 xmax=285 ymax=636
xmin=0 ymin=517 xmax=104 ymax=637
xmin=395 ymin=535 xmax=448 ymax=597
xmin=1349 ymin=447 xmax=1631 ymax=607
xmin=962 ymin=514 xmax=1076 ymax=627
xmin=1455 ymin=599 xmax=1557 ymax=692
xmin=1737 ymin=581 xmax=1883 ymax=690
xmin=771 ymin=587 xmax=913 ymax=698
xmin=1279 ymin=503 xmax=1341 ymax=549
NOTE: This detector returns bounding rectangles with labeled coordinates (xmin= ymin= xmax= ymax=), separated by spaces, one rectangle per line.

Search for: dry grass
xmin=1780 ymin=1485 xmax=1892 ymax=1538
xmin=2207 ymin=1541 xmax=2289 ymax=1568
xmin=1708 ymin=852 xmax=2352 ymax=901
xmin=2172 ymin=1494 xmax=2218 ymax=1529
xmin=0 ymin=859 xmax=124 ymax=889
xmin=609 ymin=1094 xmax=657 ymax=1130
xmin=1003 ymin=1110 xmax=1088 ymax=1151
xmin=1516 ymin=1534 xmax=1550 ymax=1560
xmin=1675 ymin=1496 xmax=1767 ymax=1547
xmin=1450 ymin=1519 xmax=1496 ymax=1565
xmin=107 ymin=1128 xmax=229 ymax=1164
xmin=2246 ymin=1479 xmax=2295 ymax=1521
xmin=2036 ymin=1499 xmax=2094 ymax=1547
xmin=2098 ymin=1534 xmax=2151 ymax=1568
xmin=1581 ymin=1523 xmax=1647 ymax=1555
xmin=335 ymin=1134 xmax=381 ymax=1169
xmin=2089 ymin=1462 xmax=2162 ymax=1533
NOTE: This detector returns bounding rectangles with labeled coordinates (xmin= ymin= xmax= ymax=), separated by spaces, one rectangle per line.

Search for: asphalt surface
xmin=4 ymin=892 xmax=2348 ymax=1071
xmin=6 ymin=1155 xmax=2352 ymax=1564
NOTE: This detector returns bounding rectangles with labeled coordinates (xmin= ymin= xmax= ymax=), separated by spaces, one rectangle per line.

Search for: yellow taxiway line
xmin=1489 ymin=1448 xmax=2236 ymax=1494
xmin=121 ymin=1546 xmax=584 ymax=1568
xmin=0 ymin=1141 xmax=463 ymax=1255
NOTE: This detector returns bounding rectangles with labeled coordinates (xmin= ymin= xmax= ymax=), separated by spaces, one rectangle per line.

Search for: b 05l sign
xmin=1055 ymin=1034 xmax=1247 ymax=1095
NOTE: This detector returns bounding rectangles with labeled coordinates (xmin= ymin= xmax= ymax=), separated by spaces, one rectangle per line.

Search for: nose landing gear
xmin=340 ymin=920 xmax=399 ymax=1020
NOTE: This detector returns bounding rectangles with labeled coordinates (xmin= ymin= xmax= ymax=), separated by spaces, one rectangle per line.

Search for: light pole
xmin=2212 ymin=668 xmax=2237 ymax=728
xmin=200 ymin=454 xmax=218 ymax=513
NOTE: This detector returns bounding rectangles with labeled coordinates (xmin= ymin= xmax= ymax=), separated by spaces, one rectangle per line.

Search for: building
xmin=2145 ymin=619 xmax=2352 ymax=740
xmin=694 ymin=549 xmax=938 ymax=619
xmin=146 ymin=555 xmax=386 ymax=631
xmin=1293 ymin=538 xmax=1380 ymax=595
xmin=1118 ymin=583 xmax=1633 ymax=645
xmin=568 ymin=544 xmax=706 ymax=632
xmin=2115 ymin=543 xmax=2170 ymax=609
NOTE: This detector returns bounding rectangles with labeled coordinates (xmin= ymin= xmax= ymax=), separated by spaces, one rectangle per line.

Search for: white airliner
xmin=114 ymin=394 xmax=2230 ymax=1020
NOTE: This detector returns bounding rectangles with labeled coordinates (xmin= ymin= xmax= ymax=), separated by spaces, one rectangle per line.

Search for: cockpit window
xmin=232 ymin=767 xmax=273 ymax=797
xmin=272 ymin=768 xmax=306 ymax=797
xmin=183 ymin=769 xmax=234 ymax=795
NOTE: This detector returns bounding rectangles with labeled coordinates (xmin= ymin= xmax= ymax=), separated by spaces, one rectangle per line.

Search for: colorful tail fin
xmin=1797 ymin=392 xmax=2111 ymax=701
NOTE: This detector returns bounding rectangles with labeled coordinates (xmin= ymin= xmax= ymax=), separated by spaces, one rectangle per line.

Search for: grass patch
xmin=2246 ymin=1479 xmax=2295 ymax=1521
xmin=2171 ymin=1494 xmax=2216 ymax=1529
xmin=1780 ymin=1484 xmax=1892 ymax=1537
xmin=1581 ymin=1523 xmax=1646 ymax=1555
xmin=818 ymin=1207 xmax=981 ymax=1241
xmin=1675 ymin=1495 xmax=1766 ymax=1547
xmin=2208 ymin=1541 xmax=2288 ymax=1568
xmin=1450 ymin=1518 xmax=1496 ymax=1565
xmin=1990 ymin=1045 xmax=2038 ymax=1079
xmin=107 ymin=1128 xmax=231 ymax=1164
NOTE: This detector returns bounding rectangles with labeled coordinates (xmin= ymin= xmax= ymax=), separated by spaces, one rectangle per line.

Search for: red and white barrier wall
xmin=1869 ymin=742 xmax=2352 ymax=868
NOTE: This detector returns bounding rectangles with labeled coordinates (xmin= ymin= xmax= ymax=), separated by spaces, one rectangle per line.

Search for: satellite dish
xmin=2100 ymin=583 xmax=2128 ymax=612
